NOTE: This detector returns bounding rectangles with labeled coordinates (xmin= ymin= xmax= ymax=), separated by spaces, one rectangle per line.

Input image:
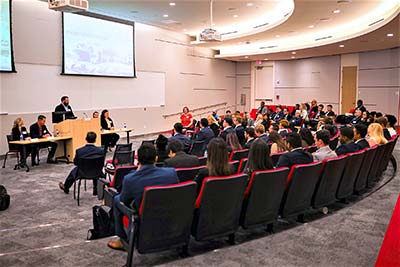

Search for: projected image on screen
xmin=63 ymin=13 xmax=135 ymax=77
xmin=0 ymin=0 xmax=13 ymax=72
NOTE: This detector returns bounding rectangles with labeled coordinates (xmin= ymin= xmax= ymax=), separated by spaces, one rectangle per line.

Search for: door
xmin=341 ymin=66 xmax=357 ymax=114
xmin=255 ymin=66 xmax=274 ymax=102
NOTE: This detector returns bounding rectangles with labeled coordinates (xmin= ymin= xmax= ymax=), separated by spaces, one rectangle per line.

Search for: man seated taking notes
xmin=29 ymin=115 xmax=58 ymax=165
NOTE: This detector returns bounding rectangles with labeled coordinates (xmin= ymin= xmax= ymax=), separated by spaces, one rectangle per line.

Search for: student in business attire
xmin=194 ymin=138 xmax=233 ymax=192
xmin=276 ymin=132 xmax=313 ymax=169
xmin=219 ymin=117 xmax=235 ymax=141
xmin=255 ymin=124 xmax=269 ymax=143
xmin=107 ymin=143 xmax=179 ymax=250
xmin=30 ymin=115 xmax=58 ymax=165
xmin=353 ymin=124 xmax=370 ymax=150
xmin=244 ymin=127 xmax=256 ymax=149
xmin=54 ymin=96 xmax=76 ymax=119
xmin=207 ymin=115 xmax=221 ymax=137
xmin=313 ymin=130 xmax=337 ymax=161
xmin=269 ymin=131 xmax=288 ymax=154
xmin=195 ymin=118 xmax=215 ymax=147
xmin=11 ymin=117 xmax=31 ymax=165
xmin=233 ymin=116 xmax=245 ymax=147
xmin=300 ymin=128 xmax=315 ymax=147
xmin=169 ymin=122 xmax=191 ymax=152
xmin=272 ymin=106 xmax=284 ymax=123
xmin=314 ymin=104 xmax=326 ymax=119
xmin=336 ymin=127 xmax=360 ymax=156
xmin=226 ymin=132 xmax=242 ymax=153
xmin=244 ymin=112 xmax=255 ymax=127
xmin=256 ymin=101 xmax=267 ymax=115
xmin=289 ymin=110 xmax=303 ymax=127
xmin=155 ymin=134 xmax=169 ymax=163
xmin=367 ymin=123 xmax=388 ymax=147
xmin=58 ymin=132 xmax=105 ymax=194
xmin=351 ymin=109 xmax=362 ymax=125
xmin=376 ymin=117 xmax=392 ymax=141
xmin=244 ymin=139 xmax=273 ymax=176
xmin=325 ymin=105 xmax=336 ymax=117
xmin=278 ymin=119 xmax=291 ymax=137
xmin=180 ymin=106 xmax=194 ymax=130
xmin=164 ymin=139 xmax=200 ymax=168
xmin=100 ymin=109 xmax=120 ymax=152
xmin=386 ymin=114 xmax=397 ymax=137
xmin=354 ymin=99 xmax=367 ymax=114
xmin=282 ymin=108 xmax=292 ymax=121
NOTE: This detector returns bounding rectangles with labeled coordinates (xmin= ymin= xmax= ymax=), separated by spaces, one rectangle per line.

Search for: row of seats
xmin=111 ymin=136 xmax=397 ymax=266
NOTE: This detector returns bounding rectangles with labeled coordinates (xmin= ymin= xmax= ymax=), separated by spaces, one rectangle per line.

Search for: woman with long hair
xmin=367 ymin=123 xmax=388 ymax=147
xmin=100 ymin=109 xmax=120 ymax=151
xmin=245 ymin=139 xmax=274 ymax=176
xmin=207 ymin=114 xmax=220 ymax=137
xmin=226 ymin=132 xmax=242 ymax=152
xmin=269 ymin=131 xmax=288 ymax=154
xmin=11 ymin=117 xmax=31 ymax=165
xmin=300 ymin=128 xmax=315 ymax=147
xmin=194 ymin=138 xmax=233 ymax=191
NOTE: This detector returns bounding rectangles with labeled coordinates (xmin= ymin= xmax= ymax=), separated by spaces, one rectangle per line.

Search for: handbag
xmin=87 ymin=205 xmax=115 ymax=240
xmin=0 ymin=185 xmax=10 ymax=211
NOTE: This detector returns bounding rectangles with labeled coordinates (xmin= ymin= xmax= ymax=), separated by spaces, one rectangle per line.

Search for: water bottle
xmin=123 ymin=123 xmax=127 ymax=129
xmin=204 ymin=150 xmax=208 ymax=157
xmin=20 ymin=134 xmax=24 ymax=141
xmin=55 ymin=129 xmax=60 ymax=137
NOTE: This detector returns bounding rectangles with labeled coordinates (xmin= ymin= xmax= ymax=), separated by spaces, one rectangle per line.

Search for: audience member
xmin=300 ymin=103 xmax=309 ymax=123
xmin=353 ymin=124 xmax=370 ymax=150
xmin=292 ymin=104 xmax=300 ymax=116
xmin=351 ymin=109 xmax=362 ymax=125
xmin=194 ymin=138 xmax=233 ymax=191
xmin=376 ymin=117 xmax=392 ymax=141
xmin=262 ymin=114 xmax=271 ymax=130
xmin=278 ymin=119 xmax=291 ymax=136
xmin=225 ymin=110 xmax=232 ymax=118
xmin=180 ymin=106 xmax=194 ymax=130
xmin=367 ymin=123 xmax=388 ymax=147
xmin=58 ymin=132 xmax=104 ymax=195
xmin=269 ymin=131 xmax=288 ymax=154
xmin=207 ymin=115 xmax=220 ymax=137
xmin=325 ymin=104 xmax=335 ymax=117
xmin=314 ymin=104 xmax=325 ymax=119
xmin=244 ymin=139 xmax=273 ymax=176
xmin=170 ymin=122 xmax=191 ymax=151
xmin=100 ymin=109 xmax=120 ymax=151
xmin=219 ymin=117 xmax=235 ymax=141
xmin=29 ymin=115 xmax=58 ymax=165
xmin=195 ymin=118 xmax=215 ymax=147
xmin=354 ymin=99 xmax=366 ymax=114
xmin=276 ymin=132 xmax=313 ymax=169
xmin=108 ymin=143 xmax=179 ymax=250
xmin=254 ymin=114 xmax=264 ymax=127
xmin=272 ymin=106 xmax=284 ymax=122
xmin=386 ymin=114 xmax=397 ymax=137
xmin=290 ymin=110 xmax=302 ymax=127
xmin=360 ymin=111 xmax=371 ymax=126
xmin=226 ymin=132 xmax=242 ymax=152
xmin=257 ymin=101 xmax=267 ymax=115
xmin=164 ymin=139 xmax=200 ymax=168
xmin=310 ymin=99 xmax=318 ymax=113
xmin=244 ymin=127 xmax=256 ymax=149
xmin=11 ymin=117 xmax=31 ymax=165
xmin=268 ymin=123 xmax=279 ymax=133
xmin=233 ymin=116 xmax=245 ymax=146
xmin=336 ymin=126 xmax=360 ymax=156
xmin=244 ymin=112 xmax=254 ymax=127
xmin=211 ymin=109 xmax=219 ymax=121
xmin=92 ymin=111 xmax=99 ymax=118
xmin=313 ymin=130 xmax=337 ymax=161
xmin=255 ymin=124 xmax=269 ymax=143
xmin=155 ymin=134 xmax=169 ymax=163
xmin=300 ymin=128 xmax=314 ymax=147
xmin=283 ymin=108 xmax=292 ymax=121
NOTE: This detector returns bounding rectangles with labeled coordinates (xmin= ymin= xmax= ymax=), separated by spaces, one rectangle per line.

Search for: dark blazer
xmin=355 ymin=105 xmax=366 ymax=113
xmin=195 ymin=127 xmax=214 ymax=147
xmin=119 ymin=165 xmax=179 ymax=208
xmin=101 ymin=117 xmax=115 ymax=130
xmin=273 ymin=111 xmax=284 ymax=122
xmin=326 ymin=111 xmax=335 ymax=117
xmin=283 ymin=113 xmax=292 ymax=121
xmin=315 ymin=111 xmax=325 ymax=119
xmin=355 ymin=138 xmax=370 ymax=150
xmin=276 ymin=147 xmax=313 ymax=169
xmin=74 ymin=144 xmax=105 ymax=166
xmin=164 ymin=151 xmax=200 ymax=168
xmin=156 ymin=149 xmax=169 ymax=163
xmin=11 ymin=126 xmax=29 ymax=141
xmin=234 ymin=124 xmax=245 ymax=146
xmin=169 ymin=133 xmax=191 ymax=151
xmin=210 ymin=123 xmax=220 ymax=137
xmin=351 ymin=116 xmax=362 ymax=125
xmin=219 ymin=126 xmax=234 ymax=141
xmin=290 ymin=117 xmax=302 ymax=126
xmin=383 ymin=129 xmax=391 ymax=141
xmin=55 ymin=103 xmax=75 ymax=119
xmin=336 ymin=142 xmax=360 ymax=156
xmin=244 ymin=138 xmax=255 ymax=149
xmin=29 ymin=123 xmax=51 ymax=139
xmin=257 ymin=134 xmax=269 ymax=144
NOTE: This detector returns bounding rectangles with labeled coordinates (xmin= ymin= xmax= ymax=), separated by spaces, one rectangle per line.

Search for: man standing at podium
xmin=55 ymin=96 xmax=76 ymax=119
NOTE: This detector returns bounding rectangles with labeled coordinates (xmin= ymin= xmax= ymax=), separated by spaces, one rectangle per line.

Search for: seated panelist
xmin=100 ymin=109 xmax=120 ymax=151
xmin=29 ymin=115 xmax=58 ymax=165
xmin=11 ymin=117 xmax=31 ymax=164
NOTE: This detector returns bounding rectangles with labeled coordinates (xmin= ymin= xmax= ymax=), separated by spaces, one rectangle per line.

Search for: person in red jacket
xmin=180 ymin=106 xmax=194 ymax=130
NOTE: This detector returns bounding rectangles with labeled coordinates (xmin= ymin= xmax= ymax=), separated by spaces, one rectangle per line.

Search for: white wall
xmin=235 ymin=62 xmax=251 ymax=112
xmin=0 ymin=0 xmax=237 ymax=154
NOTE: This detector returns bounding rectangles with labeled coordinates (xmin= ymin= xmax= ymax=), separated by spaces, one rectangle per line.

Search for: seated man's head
xmin=285 ymin=132 xmax=302 ymax=150
xmin=233 ymin=116 xmax=242 ymax=126
xmin=200 ymin=118 xmax=208 ymax=128
xmin=354 ymin=124 xmax=367 ymax=141
xmin=355 ymin=109 xmax=362 ymax=117
xmin=155 ymin=134 xmax=168 ymax=151
xmin=314 ymin=130 xmax=330 ymax=149
xmin=327 ymin=104 xmax=333 ymax=112
xmin=86 ymin=131 xmax=97 ymax=143
xmin=173 ymin=122 xmax=184 ymax=134
xmin=138 ymin=143 xmax=157 ymax=165
xmin=339 ymin=127 xmax=354 ymax=144
xmin=255 ymin=124 xmax=265 ymax=137
xmin=223 ymin=117 xmax=233 ymax=128
xmin=244 ymin=127 xmax=255 ymax=140
xmin=376 ymin=116 xmax=388 ymax=129
xmin=167 ymin=139 xmax=184 ymax=158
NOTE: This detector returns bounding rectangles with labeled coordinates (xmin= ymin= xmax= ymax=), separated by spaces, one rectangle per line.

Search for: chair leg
xmin=266 ymin=223 xmax=274 ymax=234
xmin=73 ymin=181 xmax=76 ymax=200
xmin=227 ymin=233 xmax=236 ymax=245
xmin=178 ymin=244 xmax=190 ymax=258
xmin=2 ymin=152 xmax=8 ymax=168
xmin=84 ymin=180 xmax=87 ymax=191
xmin=77 ymin=180 xmax=81 ymax=206
xmin=126 ymin=217 xmax=137 ymax=267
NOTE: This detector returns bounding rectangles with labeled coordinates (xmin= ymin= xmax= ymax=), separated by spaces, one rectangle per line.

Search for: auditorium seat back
xmin=190 ymin=141 xmax=205 ymax=156
xmin=280 ymin=161 xmax=322 ymax=219
xmin=111 ymin=165 xmax=138 ymax=192
xmin=238 ymin=158 xmax=248 ymax=173
xmin=176 ymin=166 xmax=207 ymax=182
xmin=312 ymin=156 xmax=348 ymax=209
xmin=192 ymin=174 xmax=248 ymax=241
xmin=229 ymin=149 xmax=249 ymax=162
xmin=377 ymin=137 xmax=398 ymax=176
xmin=329 ymin=131 xmax=340 ymax=150
xmin=229 ymin=160 xmax=240 ymax=173
xmin=198 ymin=156 xmax=207 ymax=166
xmin=271 ymin=151 xmax=287 ymax=166
xmin=354 ymin=147 xmax=377 ymax=193
xmin=367 ymin=144 xmax=386 ymax=187
xmin=240 ymin=168 xmax=289 ymax=229
xmin=336 ymin=150 xmax=365 ymax=200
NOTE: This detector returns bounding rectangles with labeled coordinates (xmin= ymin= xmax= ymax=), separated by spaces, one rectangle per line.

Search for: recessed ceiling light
xmin=333 ymin=9 xmax=341 ymax=14
xmin=244 ymin=56 xmax=249 ymax=59
xmin=291 ymin=51 xmax=296 ymax=55
xmin=247 ymin=3 xmax=254 ymax=7
xmin=339 ymin=44 xmax=345 ymax=47
xmin=291 ymin=56 xmax=296 ymax=59
xmin=275 ymin=35 xmax=280 ymax=38
xmin=169 ymin=2 xmax=176 ymax=6
xmin=387 ymin=33 xmax=394 ymax=37
xmin=233 ymin=14 xmax=239 ymax=18
xmin=308 ymin=25 xmax=315 ymax=28
xmin=163 ymin=14 xmax=169 ymax=18
xmin=264 ymin=58 xmax=269 ymax=61
xmin=183 ymin=29 xmax=187 ymax=32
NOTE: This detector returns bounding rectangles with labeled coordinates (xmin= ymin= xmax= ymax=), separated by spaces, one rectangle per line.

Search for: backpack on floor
xmin=87 ymin=205 xmax=115 ymax=240
xmin=0 ymin=185 xmax=10 ymax=211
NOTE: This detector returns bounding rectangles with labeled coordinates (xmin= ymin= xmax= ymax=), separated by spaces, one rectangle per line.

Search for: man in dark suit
xmin=351 ymin=109 xmax=362 ymax=125
xmin=277 ymin=132 xmax=313 ymax=169
xmin=290 ymin=110 xmax=302 ymax=127
xmin=244 ymin=127 xmax=255 ymax=149
xmin=164 ymin=140 xmax=200 ymax=168
xmin=354 ymin=124 xmax=370 ymax=150
xmin=29 ymin=115 xmax=58 ymax=165
xmin=54 ymin=96 xmax=76 ymax=119
xmin=354 ymin=99 xmax=366 ymax=114
xmin=169 ymin=122 xmax=191 ymax=152
xmin=219 ymin=117 xmax=235 ymax=141
xmin=195 ymin=118 xmax=214 ymax=147
xmin=283 ymin=108 xmax=292 ymax=121
xmin=58 ymin=132 xmax=105 ymax=194
xmin=272 ymin=106 xmax=284 ymax=122
xmin=255 ymin=124 xmax=269 ymax=143
xmin=314 ymin=104 xmax=326 ymax=119
xmin=233 ymin=116 xmax=245 ymax=146
xmin=336 ymin=126 xmax=360 ymax=156
xmin=107 ymin=143 xmax=179 ymax=250
xmin=325 ymin=104 xmax=336 ymax=117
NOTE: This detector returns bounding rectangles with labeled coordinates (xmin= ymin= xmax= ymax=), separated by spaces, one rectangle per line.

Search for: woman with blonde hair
xmin=207 ymin=114 xmax=220 ymax=137
xmin=11 ymin=117 xmax=31 ymax=165
xmin=367 ymin=123 xmax=388 ymax=147
xmin=254 ymin=114 xmax=264 ymax=127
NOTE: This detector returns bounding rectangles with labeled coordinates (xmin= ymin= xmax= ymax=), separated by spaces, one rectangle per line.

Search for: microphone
xmin=83 ymin=112 xmax=89 ymax=119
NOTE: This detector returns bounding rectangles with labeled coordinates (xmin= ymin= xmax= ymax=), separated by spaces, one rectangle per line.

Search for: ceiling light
xmin=275 ymin=35 xmax=280 ymax=38
xmin=339 ymin=44 xmax=345 ymax=47
xmin=169 ymin=2 xmax=176 ymax=6
xmin=291 ymin=56 xmax=296 ymax=59
xmin=291 ymin=51 xmax=296 ymax=54
xmin=183 ymin=29 xmax=187 ymax=32
xmin=387 ymin=33 xmax=394 ymax=37
xmin=233 ymin=15 xmax=239 ymax=18
xmin=333 ymin=9 xmax=341 ymax=14
xmin=247 ymin=3 xmax=254 ymax=7
xmin=244 ymin=56 xmax=249 ymax=59
xmin=264 ymin=58 xmax=269 ymax=61
xmin=163 ymin=14 xmax=169 ymax=18
xmin=308 ymin=25 xmax=315 ymax=28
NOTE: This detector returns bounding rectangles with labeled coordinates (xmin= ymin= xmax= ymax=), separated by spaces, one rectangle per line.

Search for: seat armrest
xmin=119 ymin=201 xmax=139 ymax=223
xmin=104 ymin=187 xmax=118 ymax=207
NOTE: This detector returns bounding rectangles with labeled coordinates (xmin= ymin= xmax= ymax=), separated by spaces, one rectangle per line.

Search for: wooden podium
xmin=53 ymin=118 xmax=101 ymax=161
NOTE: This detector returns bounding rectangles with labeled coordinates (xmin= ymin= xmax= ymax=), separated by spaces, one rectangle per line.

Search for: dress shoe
xmin=107 ymin=239 xmax=125 ymax=251
xmin=32 ymin=161 xmax=39 ymax=166
xmin=47 ymin=159 xmax=58 ymax=164
xmin=59 ymin=182 xmax=69 ymax=194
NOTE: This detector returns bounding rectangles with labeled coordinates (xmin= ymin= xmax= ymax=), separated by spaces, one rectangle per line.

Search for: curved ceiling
xmin=88 ymin=0 xmax=400 ymax=61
